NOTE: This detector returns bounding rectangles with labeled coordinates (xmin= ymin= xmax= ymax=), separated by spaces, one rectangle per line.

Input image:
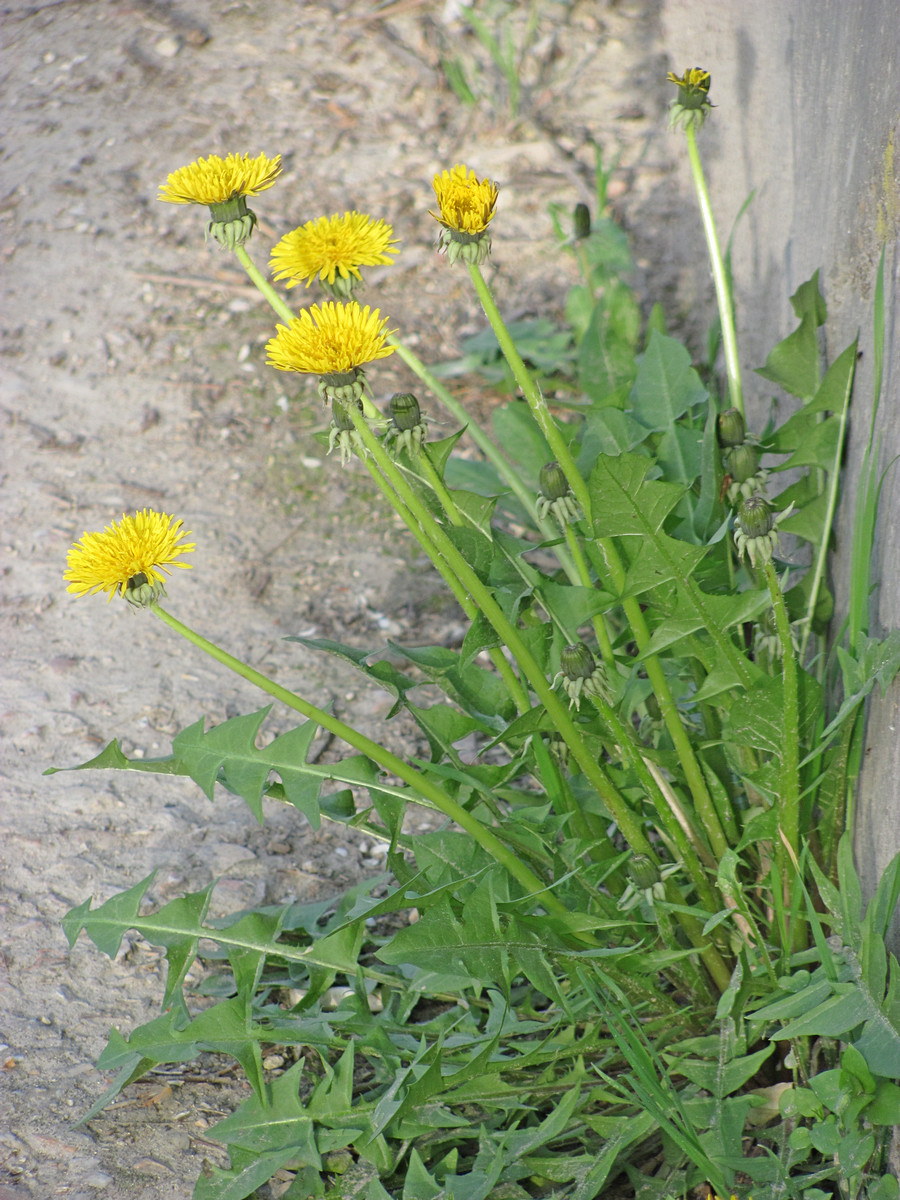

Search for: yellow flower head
xmin=667 ymin=67 xmax=714 ymax=130
xmin=266 ymin=301 xmax=395 ymax=377
xmin=158 ymin=152 xmax=282 ymax=206
xmin=64 ymin=510 xmax=194 ymax=606
xmin=270 ymin=212 xmax=399 ymax=297
xmin=430 ymin=163 xmax=498 ymax=236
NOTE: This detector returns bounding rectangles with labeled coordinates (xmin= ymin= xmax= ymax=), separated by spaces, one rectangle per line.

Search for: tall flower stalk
xmin=667 ymin=69 xmax=744 ymax=417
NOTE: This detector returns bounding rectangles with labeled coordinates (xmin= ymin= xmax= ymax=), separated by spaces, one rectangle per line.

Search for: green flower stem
xmin=234 ymin=244 xmax=294 ymax=325
xmin=661 ymin=880 xmax=730 ymax=995
xmin=388 ymin=335 xmax=580 ymax=583
xmin=150 ymin=603 xmax=564 ymax=914
xmin=563 ymin=523 xmax=615 ymax=671
xmin=346 ymin=403 xmax=662 ymax=865
xmin=358 ymin=441 xmax=531 ymax=717
xmin=233 ymin=244 xmax=379 ymax=419
xmin=762 ymin=561 xmax=804 ymax=948
xmin=592 ymin=695 xmax=719 ymax=913
xmin=468 ymin=262 xmax=730 ymax=861
xmin=683 ymin=124 xmax=744 ymax=417
xmin=415 ymin=445 xmax=464 ymax=526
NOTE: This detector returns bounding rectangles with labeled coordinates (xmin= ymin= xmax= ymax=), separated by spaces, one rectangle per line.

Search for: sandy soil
xmin=0 ymin=2 xmax=692 ymax=1194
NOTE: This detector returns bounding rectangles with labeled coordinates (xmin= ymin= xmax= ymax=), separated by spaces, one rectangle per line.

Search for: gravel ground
xmin=0 ymin=2 xmax=690 ymax=1193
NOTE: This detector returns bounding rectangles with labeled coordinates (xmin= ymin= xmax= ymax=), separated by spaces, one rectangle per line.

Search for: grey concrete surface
xmin=660 ymin=1 xmax=900 ymax=938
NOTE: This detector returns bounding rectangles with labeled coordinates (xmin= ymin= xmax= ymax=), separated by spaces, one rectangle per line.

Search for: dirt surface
xmin=0 ymin=2 xmax=690 ymax=1194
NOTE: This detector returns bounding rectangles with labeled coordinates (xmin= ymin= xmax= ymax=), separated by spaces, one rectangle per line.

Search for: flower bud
xmin=561 ymin=642 xmax=595 ymax=682
xmin=536 ymin=462 xmax=581 ymax=526
xmin=737 ymin=495 xmax=773 ymax=540
xmin=389 ymin=393 xmax=422 ymax=431
xmin=573 ymin=203 xmax=591 ymax=241
xmin=724 ymin=441 xmax=760 ymax=484
xmin=666 ymin=66 xmax=715 ymax=132
xmin=327 ymin=397 xmax=367 ymax=466
xmin=539 ymin=461 xmax=570 ymax=502
xmin=733 ymin=495 xmax=792 ymax=568
xmin=384 ymin=392 xmax=428 ymax=457
xmin=556 ymin=642 xmax=611 ymax=710
xmin=717 ymin=408 xmax=746 ymax=448
xmin=627 ymin=855 xmax=660 ymax=891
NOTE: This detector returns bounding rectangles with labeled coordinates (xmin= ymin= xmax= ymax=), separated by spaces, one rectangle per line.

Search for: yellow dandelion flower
xmin=667 ymin=67 xmax=714 ymax=130
xmin=431 ymin=164 xmax=498 ymax=235
xmin=158 ymin=152 xmax=282 ymax=206
xmin=270 ymin=212 xmax=399 ymax=297
xmin=64 ymin=510 xmax=194 ymax=607
xmin=430 ymin=163 xmax=498 ymax=265
xmin=266 ymin=301 xmax=395 ymax=376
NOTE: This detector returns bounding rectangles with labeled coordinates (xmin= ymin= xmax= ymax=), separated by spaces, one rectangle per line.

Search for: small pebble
xmin=155 ymin=36 xmax=181 ymax=58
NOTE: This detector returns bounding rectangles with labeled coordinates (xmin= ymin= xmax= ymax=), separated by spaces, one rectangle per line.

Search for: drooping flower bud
xmin=717 ymin=408 xmax=746 ymax=448
xmin=327 ymin=397 xmax=367 ymax=467
xmin=573 ymin=202 xmax=591 ymax=241
xmin=536 ymin=461 xmax=581 ymax=526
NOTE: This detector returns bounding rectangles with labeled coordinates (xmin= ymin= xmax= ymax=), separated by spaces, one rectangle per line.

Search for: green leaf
xmin=578 ymin=408 xmax=647 ymax=465
xmin=673 ymin=1043 xmax=774 ymax=1096
xmin=590 ymin=452 xmax=685 ymax=537
xmin=867 ymin=1079 xmax=900 ymax=1125
xmin=756 ymin=273 xmax=825 ymax=399
xmin=193 ymin=1147 xmax=302 ymax=1200
xmin=578 ymin=284 xmax=640 ymax=403
xmin=629 ymin=331 xmax=707 ymax=431
xmin=773 ymin=986 xmax=869 ymax=1039
xmin=491 ymin=401 xmax=552 ymax=481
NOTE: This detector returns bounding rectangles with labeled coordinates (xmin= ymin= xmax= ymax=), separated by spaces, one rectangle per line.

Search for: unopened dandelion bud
xmin=738 ymin=496 xmax=773 ymax=540
xmin=724 ymin=441 xmax=759 ymax=482
xmin=536 ymin=461 xmax=581 ymax=525
xmin=573 ymin=202 xmax=591 ymax=241
xmin=556 ymin=642 xmax=610 ymax=709
xmin=385 ymin=392 xmax=428 ymax=456
xmin=724 ymin=440 xmax=768 ymax=503
xmin=733 ymin=495 xmax=792 ymax=569
xmin=328 ymin=397 xmax=367 ymax=467
xmin=627 ymin=855 xmax=660 ymax=891
xmin=390 ymin=393 xmax=422 ymax=431
xmin=717 ymin=408 xmax=746 ymax=448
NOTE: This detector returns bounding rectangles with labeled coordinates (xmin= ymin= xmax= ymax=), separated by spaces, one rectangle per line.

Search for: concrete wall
xmin=659 ymin=1 xmax=900 ymax=936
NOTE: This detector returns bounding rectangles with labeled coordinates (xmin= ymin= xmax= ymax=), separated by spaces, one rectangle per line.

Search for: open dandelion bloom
xmin=65 ymin=510 xmax=194 ymax=607
xmin=270 ymin=212 xmax=399 ymax=298
xmin=158 ymin=153 xmax=282 ymax=206
xmin=158 ymin=153 xmax=282 ymax=249
xmin=430 ymin=164 xmax=498 ymax=265
xmin=267 ymin=301 xmax=395 ymax=378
